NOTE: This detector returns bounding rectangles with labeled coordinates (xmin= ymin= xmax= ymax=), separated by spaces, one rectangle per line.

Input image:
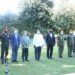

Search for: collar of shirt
xmin=15 ymin=33 xmax=18 ymax=39
xmin=50 ymin=33 xmax=53 ymax=38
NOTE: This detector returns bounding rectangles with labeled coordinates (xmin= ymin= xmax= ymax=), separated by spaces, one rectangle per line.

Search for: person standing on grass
xmin=33 ymin=29 xmax=45 ymax=61
xmin=46 ymin=29 xmax=55 ymax=59
xmin=67 ymin=29 xmax=74 ymax=57
xmin=10 ymin=28 xmax=20 ymax=62
xmin=73 ymin=30 xmax=75 ymax=53
xmin=21 ymin=31 xmax=30 ymax=62
xmin=57 ymin=29 xmax=65 ymax=58
xmin=0 ymin=27 xmax=10 ymax=64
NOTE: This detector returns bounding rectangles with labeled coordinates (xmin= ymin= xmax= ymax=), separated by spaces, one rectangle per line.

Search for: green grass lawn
xmin=0 ymin=44 xmax=75 ymax=75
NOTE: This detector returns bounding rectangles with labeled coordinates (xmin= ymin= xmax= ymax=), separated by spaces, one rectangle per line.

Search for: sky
xmin=53 ymin=0 xmax=75 ymax=12
xmin=0 ymin=0 xmax=75 ymax=15
xmin=0 ymin=0 xmax=21 ymax=15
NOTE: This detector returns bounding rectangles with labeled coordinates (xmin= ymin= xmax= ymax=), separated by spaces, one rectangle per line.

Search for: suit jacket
xmin=46 ymin=33 xmax=55 ymax=46
xmin=67 ymin=33 xmax=74 ymax=47
xmin=57 ymin=34 xmax=64 ymax=47
xmin=73 ymin=35 xmax=75 ymax=52
xmin=0 ymin=33 xmax=10 ymax=47
xmin=10 ymin=33 xmax=20 ymax=47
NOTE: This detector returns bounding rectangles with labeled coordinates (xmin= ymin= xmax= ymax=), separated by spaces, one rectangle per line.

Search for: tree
xmin=13 ymin=0 xmax=54 ymax=34
xmin=54 ymin=10 xmax=75 ymax=33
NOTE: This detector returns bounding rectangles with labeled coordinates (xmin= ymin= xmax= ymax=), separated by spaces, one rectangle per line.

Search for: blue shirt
xmin=21 ymin=34 xmax=30 ymax=48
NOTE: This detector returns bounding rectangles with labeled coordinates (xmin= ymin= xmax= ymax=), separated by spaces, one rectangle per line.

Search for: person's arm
xmin=57 ymin=35 xmax=60 ymax=46
xmin=18 ymin=34 xmax=20 ymax=47
xmin=0 ymin=33 xmax=3 ymax=40
xmin=9 ymin=33 xmax=11 ymax=39
xmin=67 ymin=35 xmax=69 ymax=46
xmin=46 ymin=34 xmax=48 ymax=44
xmin=33 ymin=34 xmax=36 ymax=47
xmin=53 ymin=35 xmax=56 ymax=46
xmin=28 ymin=36 xmax=31 ymax=47
xmin=41 ymin=34 xmax=46 ymax=46
xmin=21 ymin=37 xmax=25 ymax=47
xmin=10 ymin=34 xmax=14 ymax=48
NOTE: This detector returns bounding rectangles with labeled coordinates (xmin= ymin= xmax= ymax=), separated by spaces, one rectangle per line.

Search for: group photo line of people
xmin=0 ymin=27 xmax=75 ymax=64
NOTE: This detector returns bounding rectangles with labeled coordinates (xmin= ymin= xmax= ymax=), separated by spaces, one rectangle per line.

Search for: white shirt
xmin=15 ymin=33 xmax=18 ymax=39
xmin=50 ymin=33 xmax=53 ymax=38
xmin=33 ymin=33 xmax=45 ymax=47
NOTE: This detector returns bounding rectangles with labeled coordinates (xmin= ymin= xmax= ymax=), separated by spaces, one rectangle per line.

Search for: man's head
xmin=69 ymin=29 xmax=73 ymax=34
xmin=24 ymin=31 xmax=27 ymax=35
xmin=14 ymin=28 xmax=18 ymax=33
xmin=49 ymin=29 xmax=53 ymax=33
xmin=60 ymin=30 xmax=64 ymax=35
xmin=36 ymin=29 xmax=40 ymax=34
xmin=4 ymin=26 xmax=8 ymax=33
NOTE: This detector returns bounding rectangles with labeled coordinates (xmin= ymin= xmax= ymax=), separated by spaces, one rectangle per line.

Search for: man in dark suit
xmin=10 ymin=28 xmax=20 ymax=62
xmin=73 ymin=30 xmax=75 ymax=53
xmin=67 ymin=29 xmax=74 ymax=57
xmin=57 ymin=29 xmax=65 ymax=58
xmin=0 ymin=27 xmax=10 ymax=63
xmin=46 ymin=29 xmax=55 ymax=59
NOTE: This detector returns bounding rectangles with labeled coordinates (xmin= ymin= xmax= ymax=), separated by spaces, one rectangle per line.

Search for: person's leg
xmin=5 ymin=46 xmax=9 ymax=58
xmin=1 ymin=46 xmax=4 ymax=63
xmin=15 ymin=46 xmax=18 ymax=61
xmin=73 ymin=47 xmax=75 ymax=53
xmin=47 ymin=45 xmax=50 ymax=59
xmin=25 ymin=48 xmax=29 ymax=61
xmin=37 ymin=47 xmax=39 ymax=60
xmin=70 ymin=45 xmax=73 ymax=56
xmin=50 ymin=46 xmax=53 ymax=59
xmin=59 ymin=46 xmax=63 ymax=58
xmin=35 ymin=47 xmax=38 ymax=60
xmin=68 ymin=46 xmax=72 ymax=57
xmin=5 ymin=46 xmax=9 ymax=63
xmin=61 ymin=46 xmax=64 ymax=58
xmin=38 ymin=46 xmax=42 ymax=60
xmin=58 ymin=46 xmax=61 ymax=58
xmin=22 ymin=48 xmax=25 ymax=62
xmin=12 ymin=46 xmax=15 ymax=62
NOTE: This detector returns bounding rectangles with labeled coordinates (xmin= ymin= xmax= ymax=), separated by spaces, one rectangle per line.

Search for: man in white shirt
xmin=33 ymin=30 xmax=45 ymax=61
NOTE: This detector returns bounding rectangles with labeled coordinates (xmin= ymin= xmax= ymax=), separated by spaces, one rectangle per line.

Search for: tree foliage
xmin=0 ymin=0 xmax=75 ymax=34
xmin=13 ymin=0 xmax=54 ymax=33
xmin=54 ymin=10 xmax=75 ymax=33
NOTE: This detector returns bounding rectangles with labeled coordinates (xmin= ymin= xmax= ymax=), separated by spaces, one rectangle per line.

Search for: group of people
xmin=0 ymin=27 xmax=20 ymax=63
xmin=57 ymin=29 xmax=75 ymax=58
xmin=0 ymin=27 xmax=75 ymax=64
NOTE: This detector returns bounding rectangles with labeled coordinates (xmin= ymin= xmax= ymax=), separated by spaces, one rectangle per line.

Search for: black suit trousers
xmin=22 ymin=48 xmax=28 ymax=60
xmin=1 ymin=45 xmax=9 ymax=61
xmin=34 ymin=46 xmax=42 ymax=60
xmin=47 ymin=44 xmax=53 ymax=59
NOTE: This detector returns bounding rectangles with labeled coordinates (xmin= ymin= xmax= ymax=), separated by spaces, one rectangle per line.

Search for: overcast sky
xmin=0 ymin=0 xmax=75 ymax=15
